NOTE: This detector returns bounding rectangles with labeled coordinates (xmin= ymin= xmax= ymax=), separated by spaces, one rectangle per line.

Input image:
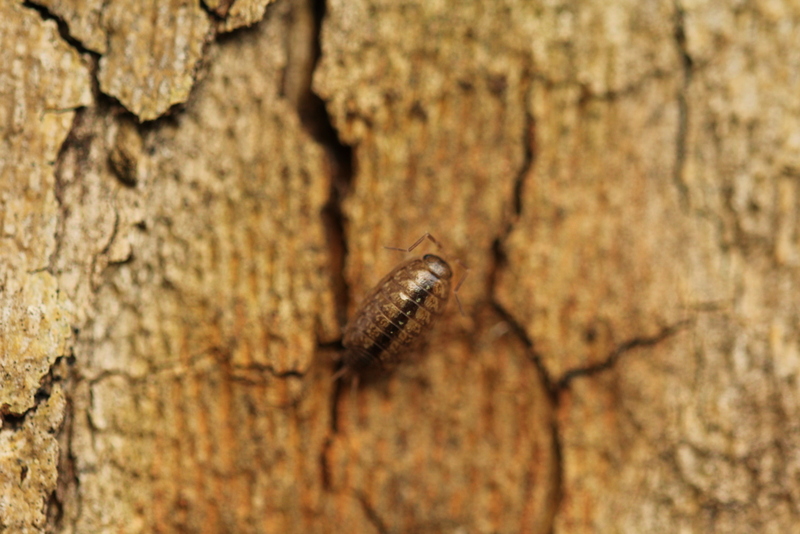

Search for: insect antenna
xmin=383 ymin=232 xmax=441 ymax=253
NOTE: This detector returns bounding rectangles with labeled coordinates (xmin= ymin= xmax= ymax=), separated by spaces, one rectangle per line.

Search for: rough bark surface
xmin=1 ymin=3 xmax=91 ymax=531
xmin=2 ymin=0 xmax=799 ymax=533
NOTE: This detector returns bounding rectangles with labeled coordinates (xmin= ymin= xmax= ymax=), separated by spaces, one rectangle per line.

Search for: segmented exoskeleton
xmin=340 ymin=233 xmax=466 ymax=372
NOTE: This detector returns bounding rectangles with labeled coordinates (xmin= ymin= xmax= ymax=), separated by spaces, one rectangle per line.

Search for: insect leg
xmin=331 ymin=365 xmax=349 ymax=383
xmin=453 ymin=258 xmax=470 ymax=316
xmin=384 ymin=232 xmax=441 ymax=253
xmin=348 ymin=373 xmax=359 ymax=419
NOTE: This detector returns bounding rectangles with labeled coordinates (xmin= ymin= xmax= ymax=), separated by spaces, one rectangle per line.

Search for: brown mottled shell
xmin=342 ymin=254 xmax=453 ymax=370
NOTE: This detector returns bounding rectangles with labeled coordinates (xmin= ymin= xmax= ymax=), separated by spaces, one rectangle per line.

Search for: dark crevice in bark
xmin=51 ymin=103 xmax=125 ymax=275
xmin=487 ymin=89 xmax=562 ymax=534
xmin=22 ymin=1 xmax=99 ymax=58
xmin=48 ymin=117 xmax=74 ymax=276
xmin=546 ymin=414 xmax=564 ymax=534
xmin=285 ymin=0 xmax=354 ymax=491
xmin=46 ymin=355 xmax=78 ymax=534
xmin=489 ymin=292 xmax=555 ymax=397
xmin=556 ymin=319 xmax=694 ymax=389
xmin=0 ymin=356 xmax=68 ymax=421
xmin=306 ymin=0 xmax=353 ymax=435
xmin=319 ymin=434 xmax=334 ymax=491
xmin=0 ymin=411 xmax=26 ymax=429
xmin=355 ymin=491 xmax=390 ymax=534
xmin=199 ymin=0 xmax=232 ymax=22
xmin=511 ymin=110 xmax=535 ymax=217
xmin=489 ymin=248 xmax=562 ymax=534
xmin=286 ymin=0 xmax=353 ymax=333
xmin=486 ymin=102 xmax=552 ymax=395
xmin=29 ymin=0 xmax=183 ymax=125
xmin=673 ymin=3 xmax=693 ymax=210
xmin=35 ymin=41 xmax=104 ymax=528
xmin=486 ymin=100 xmax=534 ymax=340
xmin=24 ymin=0 xmax=121 ymax=121
xmin=53 ymin=71 xmax=143 ymax=269
xmin=490 ymin=295 xmax=562 ymax=534
xmin=45 ymin=98 xmax=121 ymax=534
xmin=0 ymin=354 xmax=75 ymax=531
xmin=485 ymin=103 xmax=537 ymax=370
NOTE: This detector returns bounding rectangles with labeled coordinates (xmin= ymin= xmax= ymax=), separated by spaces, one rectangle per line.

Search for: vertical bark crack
xmin=673 ymin=3 xmax=693 ymax=211
xmin=486 ymin=83 xmax=563 ymax=534
xmin=285 ymin=0 xmax=353 ymax=332
xmin=283 ymin=0 xmax=354 ymax=492
xmin=355 ymin=491 xmax=390 ymax=534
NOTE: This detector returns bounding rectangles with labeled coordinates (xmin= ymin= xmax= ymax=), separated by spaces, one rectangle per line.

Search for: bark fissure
xmin=557 ymin=319 xmax=694 ymax=389
xmin=299 ymin=0 xmax=354 ymax=435
xmin=0 ymin=411 xmax=26 ymax=428
xmin=488 ymin=297 xmax=561 ymax=534
xmin=355 ymin=491 xmax=389 ymax=534
xmin=487 ymin=89 xmax=552 ymax=391
xmin=1 ymin=356 xmax=65 ymax=420
xmin=278 ymin=0 xmax=353 ymax=334
xmin=488 ymin=96 xmax=562 ymax=534
xmin=199 ymin=0 xmax=229 ymax=23
xmin=48 ymin=355 xmax=78 ymax=534
xmin=673 ymin=3 xmax=693 ymax=211
xmin=307 ymin=10 xmax=353 ymax=335
xmin=49 ymin=108 xmax=88 ymax=276
xmin=281 ymin=0 xmax=355 ymax=494
xmin=22 ymin=1 xmax=98 ymax=57
xmin=490 ymin=298 xmax=554 ymax=394
xmin=512 ymin=109 xmax=535 ymax=218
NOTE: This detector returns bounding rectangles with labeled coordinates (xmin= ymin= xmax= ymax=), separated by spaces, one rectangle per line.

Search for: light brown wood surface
xmin=2 ymin=0 xmax=799 ymax=532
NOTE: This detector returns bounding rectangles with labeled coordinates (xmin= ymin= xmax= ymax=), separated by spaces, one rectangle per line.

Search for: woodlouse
xmin=339 ymin=233 xmax=466 ymax=373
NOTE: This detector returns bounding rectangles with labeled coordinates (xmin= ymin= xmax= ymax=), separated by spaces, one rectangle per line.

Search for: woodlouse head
xmin=421 ymin=254 xmax=453 ymax=280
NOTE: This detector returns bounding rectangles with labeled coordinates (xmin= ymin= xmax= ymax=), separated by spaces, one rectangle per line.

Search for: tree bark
xmin=2 ymin=0 xmax=798 ymax=532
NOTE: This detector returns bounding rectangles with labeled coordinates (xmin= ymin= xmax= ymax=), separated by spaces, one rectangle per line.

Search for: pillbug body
xmin=339 ymin=234 xmax=466 ymax=375
xmin=343 ymin=254 xmax=453 ymax=369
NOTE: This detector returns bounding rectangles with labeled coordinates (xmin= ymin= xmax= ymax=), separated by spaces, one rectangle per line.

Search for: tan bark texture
xmin=1 ymin=0 xmax=799 ymax=533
